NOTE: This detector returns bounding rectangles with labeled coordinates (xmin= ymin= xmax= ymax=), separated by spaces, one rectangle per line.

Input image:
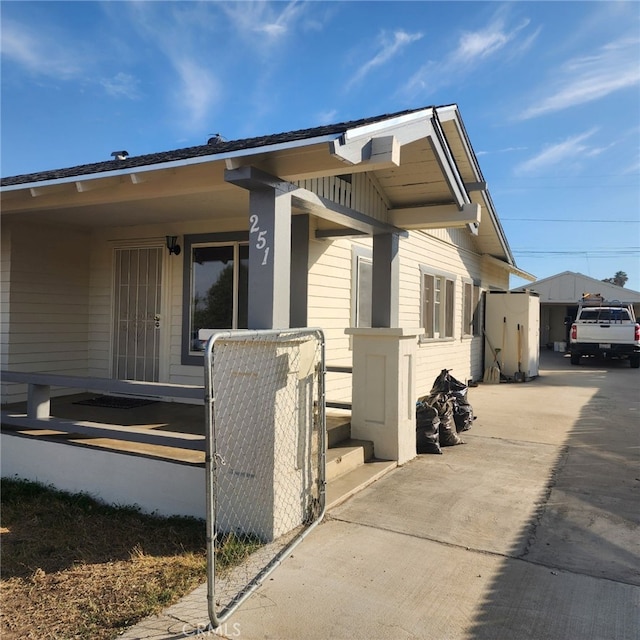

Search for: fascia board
xmin=340 ymin=108 xmax=434 ymax=143
xmin=0 ymin=134 xmax=342 ymax=193
xmin=437 ymin=105 xmax=517 ymax=268
xmin=483 ymin=254 xmax=536 ymax=282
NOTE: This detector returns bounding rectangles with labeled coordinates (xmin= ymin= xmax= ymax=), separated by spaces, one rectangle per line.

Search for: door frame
xmin=109 ymin=238 xmax=173 ymax=382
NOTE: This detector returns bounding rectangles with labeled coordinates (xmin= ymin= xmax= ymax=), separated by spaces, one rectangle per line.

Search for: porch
xmin=1 ymin=389 xmax=394 ymax=519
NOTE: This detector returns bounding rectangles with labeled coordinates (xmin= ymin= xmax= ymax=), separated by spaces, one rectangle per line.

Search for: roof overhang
xmin=483 ymin=254 xmax=536 ymax=281
xmin=0 ymin=104 xmax=521 ymax=269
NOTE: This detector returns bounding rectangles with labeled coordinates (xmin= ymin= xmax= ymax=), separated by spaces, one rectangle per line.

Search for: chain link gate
xmin=203 ymin=328 xmax=326 ymax=628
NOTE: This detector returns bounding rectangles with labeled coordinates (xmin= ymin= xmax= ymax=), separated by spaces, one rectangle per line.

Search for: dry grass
xmin=1 ymin=477 xmax=208 ymax=640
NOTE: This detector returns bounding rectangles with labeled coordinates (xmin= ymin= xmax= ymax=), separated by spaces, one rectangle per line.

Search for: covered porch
xmin=1 ymin=377 xmax=367 ymax=518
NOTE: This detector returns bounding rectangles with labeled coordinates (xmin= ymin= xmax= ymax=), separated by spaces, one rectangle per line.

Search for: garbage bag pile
xmin=416 ymin=369 xmax=476 ymax=454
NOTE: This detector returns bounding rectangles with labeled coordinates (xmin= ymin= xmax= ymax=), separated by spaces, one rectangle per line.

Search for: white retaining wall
xmin=0 ymin=433 xmax=205 ymax=519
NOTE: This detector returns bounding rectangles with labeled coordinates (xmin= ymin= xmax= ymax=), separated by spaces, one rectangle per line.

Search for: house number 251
xmin=249 ymin=214 xmax=270 ymax=266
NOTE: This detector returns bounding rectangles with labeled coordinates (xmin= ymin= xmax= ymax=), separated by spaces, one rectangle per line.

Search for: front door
xmin=112 ymin=247 xmax=163 ymax=382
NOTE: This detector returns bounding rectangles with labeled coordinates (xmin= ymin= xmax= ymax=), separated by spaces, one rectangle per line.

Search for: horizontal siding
xmin=3 ymin=204 xmax=510 ymax=410
xmin=0 ymin=226 xmax=10 ymax=400
xmin=399 ymin=229 xmax=505 ymax=391
xmin=2 ymin=222 xmax=91 ymax=403
xmin=87 ymin=241 xmax=113 ymax=378
xmin=308 ymin=237 xmax=358 ymax=404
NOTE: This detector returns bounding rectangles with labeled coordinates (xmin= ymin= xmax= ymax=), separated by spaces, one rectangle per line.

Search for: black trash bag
xmin=434 ymin=396 xmax=463 ymax=446
xmin=416 ymin=401 xmax=441 ymax=454
xmin=418 ymin=369 xmax=475 ymax=446
xmin=453 ymin=403 xmax=475 ymax=433
xmin=430 ymin=369 xmax=468 ymax=395
xmin=431 ymin=369 xmax=476 ymax=434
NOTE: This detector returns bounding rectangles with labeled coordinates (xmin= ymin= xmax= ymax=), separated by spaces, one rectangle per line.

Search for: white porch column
xmin=345 ymin=327 xmax=419 ymax=464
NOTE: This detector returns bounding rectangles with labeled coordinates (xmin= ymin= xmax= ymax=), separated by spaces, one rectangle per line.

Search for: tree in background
xmin=601 ymin=271 xmax=628 ymax=287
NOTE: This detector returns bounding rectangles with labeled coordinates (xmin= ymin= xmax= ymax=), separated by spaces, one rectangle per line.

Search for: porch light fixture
xmin=166 ymin=236 xmax=181 ymax=256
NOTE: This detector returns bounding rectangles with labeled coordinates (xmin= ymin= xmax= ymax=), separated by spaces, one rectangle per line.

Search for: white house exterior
xmin=1 ymin=104 xmax=533 ymax=468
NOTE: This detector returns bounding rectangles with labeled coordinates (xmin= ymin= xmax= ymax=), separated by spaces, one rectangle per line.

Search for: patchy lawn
xmin=1 ymin=477 xmax=208 ymax=640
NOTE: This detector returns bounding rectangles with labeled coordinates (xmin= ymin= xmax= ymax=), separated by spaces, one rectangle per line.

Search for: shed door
xmin=112 ymin=247 xmax=163 ymax=382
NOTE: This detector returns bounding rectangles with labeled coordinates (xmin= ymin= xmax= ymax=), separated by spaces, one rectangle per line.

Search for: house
xmin=511 ymin=271 xmax=640 ymax=349
xmin=1 ymin=104 xmax=533 ymax=515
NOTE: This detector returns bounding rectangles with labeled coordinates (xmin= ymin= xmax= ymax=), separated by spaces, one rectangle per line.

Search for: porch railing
xmin=0 ymin=371 xmax=206 ymax=453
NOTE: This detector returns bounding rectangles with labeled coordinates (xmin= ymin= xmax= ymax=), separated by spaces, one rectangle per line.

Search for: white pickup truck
xmin=569 ymin=295 xmax=640 ymax=368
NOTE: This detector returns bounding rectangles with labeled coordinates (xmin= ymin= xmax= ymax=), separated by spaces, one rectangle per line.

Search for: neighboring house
xmin=511 ymin=271 xmax=640 ymax=348
xmin=1 ymin=104 xmax=533 ymax=467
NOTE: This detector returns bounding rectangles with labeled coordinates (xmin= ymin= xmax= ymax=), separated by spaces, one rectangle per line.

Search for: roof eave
xmin=0 ymin=133 xmax=343 ymax=193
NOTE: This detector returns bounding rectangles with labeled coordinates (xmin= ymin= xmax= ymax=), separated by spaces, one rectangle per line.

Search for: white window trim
xmin=419 ymin=265 xmax=457 ymax=343
xmin=462 ymin=279 xmax=484 ymax=339
xmin=351 ymin=246 xmax=373 ymax=329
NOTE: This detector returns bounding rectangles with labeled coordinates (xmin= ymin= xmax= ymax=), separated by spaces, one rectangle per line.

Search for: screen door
xmin=112 ymin=247 xmax=163 ymax=382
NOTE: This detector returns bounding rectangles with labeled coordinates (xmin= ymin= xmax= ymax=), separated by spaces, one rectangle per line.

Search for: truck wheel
xmin=630 ymin=355 xmax=640 ymax=369
xmin=570 ymin=352 xmax=581 ymax=365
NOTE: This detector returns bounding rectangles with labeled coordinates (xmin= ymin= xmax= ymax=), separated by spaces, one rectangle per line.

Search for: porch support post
xmin=290 ymin=214 xmax=309 ymax=328
xmin=372 ymin=233 xmax=400 ymax=328
xmin=346 ymin=327 xmax=419 ymax=464
xmin=27 ymin=383 xmax=51 ymax=419
xmin=247 ymin=187 xmax=292 ymax=329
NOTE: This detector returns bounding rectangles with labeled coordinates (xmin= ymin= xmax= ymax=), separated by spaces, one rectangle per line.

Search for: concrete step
xmin=326 ymin=439 xmax=374 ymax=482
xmin=326 ymin=459 xmax=397 ymax=510
xmin=326 ymin=413 xmax=351 ymax=448
xmin=324 ymin=411 xmax=396 ymax=509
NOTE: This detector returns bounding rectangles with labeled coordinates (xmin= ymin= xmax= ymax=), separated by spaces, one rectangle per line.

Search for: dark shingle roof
xmin=1 ymin=106 xmax=432 ymax=187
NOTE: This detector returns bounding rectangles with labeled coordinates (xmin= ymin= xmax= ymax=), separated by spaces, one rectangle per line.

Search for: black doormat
xmin=73 ymin=396 xmax=158 ymax=409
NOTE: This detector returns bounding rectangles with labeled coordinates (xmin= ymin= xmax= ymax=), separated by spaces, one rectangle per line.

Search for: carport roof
xmin=511 ymin=271 xmax=640 ymax=303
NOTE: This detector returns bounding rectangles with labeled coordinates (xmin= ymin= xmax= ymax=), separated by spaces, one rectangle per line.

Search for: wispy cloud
xmin=100 ymin=73 xmax=141 ymax=100
xmin=403 ymin=10 xmax=538 ymax=97
xmin=476 ymin=146 xmax=528 ymax=157
xmin=171 ymin=59 xmax=221 ymax=128
xmin=519 ymin=37 xmax=640 ymax=120
xmin=0 ymin=18 xmax=85 ymax=79
xmin=514 ymin=129 xmax=600 ymax=175
xmin=219 ymin=0 xmax=307 ymax=42
xmin=121 ymin=2 xmax=223 ymax=130
xmin=348 ymin=29 xmax=423 ymax=88
xmin=316 ymin=109 xmax=338 ymax=125
xmin=1 ymin=16 xmax=143 ymax=103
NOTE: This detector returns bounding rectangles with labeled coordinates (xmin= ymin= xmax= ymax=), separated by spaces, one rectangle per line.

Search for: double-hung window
xmin=462 ymin=281 xmax=482 ymax=337
xmin=182 ymin=233 xmax=249 ymax=364
xmin=352 ymin=248 xmax=372 ymax=328
xmin=422 ymin=269 xmax=455 ymax=339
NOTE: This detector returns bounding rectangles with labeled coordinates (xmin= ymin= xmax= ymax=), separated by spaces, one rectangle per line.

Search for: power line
xmin=513 ymin=249 xmax=639 ymax=257
xmin=502 ymin=218 xmax=638 ymax=223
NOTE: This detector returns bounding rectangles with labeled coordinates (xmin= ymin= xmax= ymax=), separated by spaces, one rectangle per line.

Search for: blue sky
xmin=2 ymin=1 xmax=639 ymax=291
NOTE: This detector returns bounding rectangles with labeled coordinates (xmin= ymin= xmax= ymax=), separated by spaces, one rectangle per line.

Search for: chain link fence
xmin=203 ymin=328 xmax=326 ymax=628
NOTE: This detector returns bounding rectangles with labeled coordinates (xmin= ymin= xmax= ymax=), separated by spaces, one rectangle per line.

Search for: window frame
xmin=420 ymin=266 xmax=456 ymax=342
xmin=351 ymin=246 xmax=373 ymax=329
xmin=462 ymin=279 xmax=483 ymax=338
xmin=181 ymin=231 xmax=249 ymax=366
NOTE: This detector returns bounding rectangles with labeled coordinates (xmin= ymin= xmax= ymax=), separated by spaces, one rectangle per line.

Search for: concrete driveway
xmin=124 ymin=351 xmax=640 ymax=640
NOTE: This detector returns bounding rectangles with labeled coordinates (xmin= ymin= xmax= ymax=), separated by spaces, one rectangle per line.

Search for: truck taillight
xmin=635 ymin=324 xmax=640 ymax=341
xmin=571 ymin=324 xmax=577 ymax=340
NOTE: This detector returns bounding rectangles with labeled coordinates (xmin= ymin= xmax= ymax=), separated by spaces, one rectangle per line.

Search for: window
xmin=463 ymin=281 xmax=482 ymax=337
xmin=182 ymin=233 xmax=249 ymax=363
xmin=422 ymin=270 xmax=455 ymax=339
xmin=352 ymin=249 xmax=372 ymax=328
